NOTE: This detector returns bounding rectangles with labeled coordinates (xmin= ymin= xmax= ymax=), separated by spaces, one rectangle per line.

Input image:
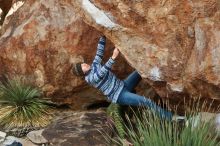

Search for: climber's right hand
xmin=112 ymin=48 xmax=120 ymax=60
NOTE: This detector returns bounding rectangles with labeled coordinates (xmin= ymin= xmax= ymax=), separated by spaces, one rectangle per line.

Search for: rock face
xmin=42 ymin=110 xmax=108 ymax=146
xmin=27 ymin=129 xmax=48 ymax=144
xmin=0 ymin=0 xmax=220 ymax=105
xmin=71 ymin=0 xmax=220 ymax=102
xmin=0 ymin=0 xmax=131 ymax=99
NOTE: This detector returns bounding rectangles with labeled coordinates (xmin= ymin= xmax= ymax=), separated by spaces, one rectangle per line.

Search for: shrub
xmin=0 ymin=77 xmax=51 ymax=129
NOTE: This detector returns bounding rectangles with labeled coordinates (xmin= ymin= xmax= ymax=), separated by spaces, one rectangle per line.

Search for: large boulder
xmin=71 ymin=0 xmax=220 ymax=104
xmin=0 ymin=0 xmax=220 ymax=108
xmin=0 ymin=0 xmax=131 ymax=100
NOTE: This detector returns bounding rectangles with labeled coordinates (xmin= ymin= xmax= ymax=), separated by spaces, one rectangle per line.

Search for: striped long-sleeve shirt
xmin=85 ymin=36 xmax=124 ymax=103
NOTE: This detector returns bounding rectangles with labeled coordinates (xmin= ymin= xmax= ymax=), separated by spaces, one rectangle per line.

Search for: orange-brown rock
xmin=0 ymin=0 xmax=131 ymax=100
xmin=0 ymin=0 xmax=220 ymax=107
xmin=71 ymin=0 xmax=220 ymax=104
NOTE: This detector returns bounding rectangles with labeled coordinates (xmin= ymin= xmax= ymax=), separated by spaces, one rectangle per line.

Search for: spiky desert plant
xmin=0 ymin=77 xmax=51 ymax=129
xmin=104 ymin=100 xmax=220 ymax=146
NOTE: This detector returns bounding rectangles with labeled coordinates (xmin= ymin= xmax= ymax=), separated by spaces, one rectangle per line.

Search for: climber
xmin=72 ymin=36 xmax=173 ymax=120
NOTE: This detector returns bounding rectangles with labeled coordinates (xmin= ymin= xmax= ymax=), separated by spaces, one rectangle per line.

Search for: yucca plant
xmin=0 ymin=77 xmax=51 ymax=129
xmin=103 ymin=100 xmax=220 ymax=146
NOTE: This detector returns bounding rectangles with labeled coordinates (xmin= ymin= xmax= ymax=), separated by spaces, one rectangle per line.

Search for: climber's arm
xmin=95 ymin=58 xmax=115 ymax=79
xmin=92 ymin=36 xmax=106 ymax=64
xmin=94 ymin=48 xmax=119 ymax=79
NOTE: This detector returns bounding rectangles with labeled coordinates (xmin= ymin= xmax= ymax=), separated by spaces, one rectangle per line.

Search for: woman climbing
xmin=72 ymin=36 xmax=173 ymax=120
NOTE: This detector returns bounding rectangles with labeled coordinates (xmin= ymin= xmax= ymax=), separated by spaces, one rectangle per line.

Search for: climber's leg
xmin=123 ymin=71 xmax=142 ymax=92
xmin=117 ymin=88 xmax=173 ymax=120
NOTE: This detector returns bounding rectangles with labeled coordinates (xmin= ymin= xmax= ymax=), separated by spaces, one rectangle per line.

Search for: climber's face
xmin=81 ymin=63 xmax=91 ymax=74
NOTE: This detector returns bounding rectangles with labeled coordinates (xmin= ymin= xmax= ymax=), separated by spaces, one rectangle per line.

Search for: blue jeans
xmin=117 ymin=71 xmax=173 ymax=120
